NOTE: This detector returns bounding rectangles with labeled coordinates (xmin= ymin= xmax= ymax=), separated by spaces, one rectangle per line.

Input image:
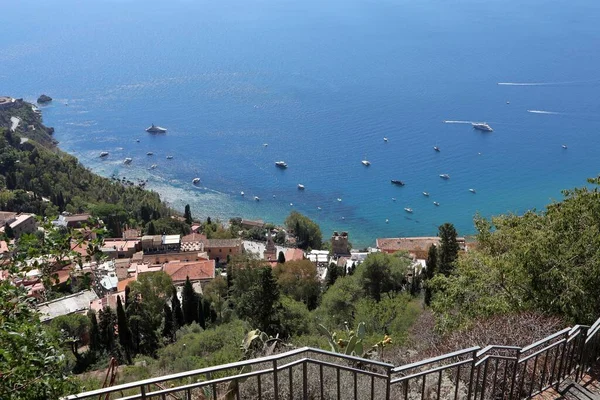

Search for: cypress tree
xmin=424 ymin=244 xmax=438 ymax=306
xmin=116 ymin=296 xmax=132 ymax=361
xmin=146 ymin=221 xmax=157 ymax=235
xmin=326 ymin=262 xmax=339 ymax=287
xmin=184 ymin=204 xmax=193 ymax=225
xmin=258 ymin=267 xmax=280 ymax=333
xmin=438 ymin=223 xmax=459 ymax=276
xmin=182 ymin=276 xmax=198 ymax=325
xmin=162 ymin=303 xmax=175 ymax=342
xmin=88 ymin=310 xmax=100 ymax=353
xmin=197 ymin=297 xmax=206 ymax=329
xmin=171 ymin=289 xmax=184 ymax=329
xmin=124 ymin=285 xmax=131 ymax=309
xmin=277 ymin=251 xmax=286 ymax=264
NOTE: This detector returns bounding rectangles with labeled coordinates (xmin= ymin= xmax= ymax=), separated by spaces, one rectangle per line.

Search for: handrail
xmin=65 ymin=314 xmax=600 ymax=400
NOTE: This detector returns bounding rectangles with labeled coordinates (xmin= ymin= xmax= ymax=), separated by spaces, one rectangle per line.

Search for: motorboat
xmin=383 ymin=137 xmax=388 ymax=142
xmin=192 ymin=178 xmax=200 ymax=185
xmin=146 ymin=124 xmax=167 ymax=133
xmin=240 ymin=191 xmax=245 ymax=196
xmin=469 ymin=188 xmax=476 ymax=193
xmin=562 ymin=144 xmax=568 ymax=149
xmin=298 ymin=184 xmax=305 ymax=190
xmin=439 ymin=174 xmax=450 ymax=179
xmin=337 ymin=198 xmax=342 ymax=202
xmin=434 ymin=146 xmax=440 ymax=152
xmin=149 ymin=164 xmax=157 ymax=170
xmin=99 ymin=151 xmax=109 ymax=157
xmin=361 ymin=160 xmax=371 ymax=166
xmin=472 ymin=122 xmax=493 ymax=132
xmin=123 ymin=158 xmax=132 ymax=165
xmin=391 ymin=180 xmax=405 ymax=186
xmin=404 ymin=207 xmax=413 ymax=213
xmin=136 ymin=139 xmax=140 ymax=143
xmin=254 ymin=196 xmax=260 ymax=201
xmin=433 ymin=201 xmax=440 ymax=206
xmin=263 ymin=143 xmax=268 ymax=147
xmin=423 ymin=192 xmax=430 ymax=197
xmin=147 ymin=152 xmax=153 ymax=156
xmin=166 ymin=155 xmax=173 ymax=159
xmin=385 ymin=219 xmax=389 ymax=223
xmin=317 ymin=206 xmax=322 ymax=210
xmin=275 ymin=161 xmax=288 ymax=168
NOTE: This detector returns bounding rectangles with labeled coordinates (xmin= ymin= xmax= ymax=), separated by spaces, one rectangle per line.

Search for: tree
xmin=116 ymin=296 xmax=132 ymax=361
xmin=171 ymin=289 xmax=184 ymax=329
xmin=182 ymin=276 xmax=199 ymax=325
xmin=356 ymin=252 xmax=411 ymax=302
xmin=424 ymin=244 xmax=437 ymax=306
xmin=127 ymin=296 xmax=159 ymax=356
xmin=318 ymin=276 xmax=363 ymax=328
xmin=97 ymin=306 xmax=117 ymax=353
xmin=438 ymin=223 xmax=459 ymax=276
xmin=88 ymin=310 xmax=100 ymax=354
xmin=146 ymin=221 xmax=157 ymax=235
xmin=231 ymin=265 xmax=280 ymax=334
xmin=204 ymin=276 xmax=228 ymax=322
xmin=162 ymin=303 xmax=175 ymax=342
xmin=274 ymin=260 xmax=320 ymax=310
xmin=284 ymin=211 xmax=322 ymax=250
xmin=184 ymin=204 xmax=193 ymax=225
xmin=4 ymin=222 xmax=14 ymax=239
xmin=326 ymin=262 xmax=340 ymax=287
xmin=277 ymin=251 xmax=286 ymax=264
xmin=49 ymin=313 xmax=90 ymax=362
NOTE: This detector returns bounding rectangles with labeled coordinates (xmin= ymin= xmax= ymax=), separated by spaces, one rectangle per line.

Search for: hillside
xmin=0 ymin=97 xmax=172 ymax=232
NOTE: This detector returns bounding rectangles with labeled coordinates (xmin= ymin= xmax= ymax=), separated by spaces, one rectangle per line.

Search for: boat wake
xmin=498 ymin=80 xmax=600 ymax=86
xmin=443 ymin=120 xmax=473 ymax=124
xmin=527 ymin=110 xmax=561 ymax=115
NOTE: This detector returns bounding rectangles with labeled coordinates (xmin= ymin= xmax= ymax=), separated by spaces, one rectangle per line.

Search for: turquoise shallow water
xmin=2 ymin=0 xmax=600 ymax=246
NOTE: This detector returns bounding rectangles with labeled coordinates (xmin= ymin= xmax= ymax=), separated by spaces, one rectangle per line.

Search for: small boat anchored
xmin=433 ymin=201 xmax=440 ymax=206
xmin=254 ymin=196 xmax=260 ymax=201
xmin=439 ymin=174 xmax=450 ymax=179
xmin=166 ymin=155 xmax=173 ymax=159
xmin=469 ymin=188 xmax=476 ymax=193
xmin=123 ymin=158 xmax=132 ymax=165
xmin=192 ymin=178 xmax=200 ymax=185
xmin=99 ymin=151 xmax=109 ymax=158
xmin=146 ymin=124 xmax=167 ymax=133
xmin=147 ymin=152 xmax=154 ymax=156
xmin=361 ymin=160 xmax=371 ymax=166
xmin=298 ymin=184 xmax=305 ymax=190
xmin=383 ymin=137 xmax=388 ymax=142
xmin=404 ymin=207 xmax=413 ymax=213
xmin=240 ymin=191 xmax=245 ymax=196
xmin=391 ymin=180 xmax=405 ymax=186
xmin=434 ymin=146 xmax=440 ymax=152
xmin=149 ymin=164 xmax=157 ymax=170
xmin=562 ymin=144 xmax=568 ymax=149
xmin=423 ymin=192 xmax=430 ymax=197
xmin=472 ymin=122 xmax=493 ymax=132
xmin=275 ymin=161 xmax=288 ymax=168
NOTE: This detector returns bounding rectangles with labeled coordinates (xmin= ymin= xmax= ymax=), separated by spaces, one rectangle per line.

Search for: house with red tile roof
xmin=162 ymin=259 xmax=215 ymax=285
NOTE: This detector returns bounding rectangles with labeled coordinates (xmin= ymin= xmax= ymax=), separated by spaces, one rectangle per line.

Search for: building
xmin=181 ymin=233 xmax=206 ymax=252
xmin=331 ymin=231 xmax=350 ymax=256
xmin=376 ymin=236 xmax=467 ymax=259
xmin=142 ymin=251 xmax=209 ymax=265
xmin=101 ymin=239 xmax=141 ymax=259
xmin=122 ymin=228 xmax=141 ymax=239
xmin=0 ymin=211 xmax=17 ymax=226
xmin=263 ymin=232 xmax=277 ymax=261
xmin=37 ymin=290 xmax=99 ymax=322
xmin=203 ymin=238 xmax=243 ymax=263
xmin=163 ymin=259 xmax=215 ymax=285
xmin=53 ymin=213 xmax=93 ymax=229
xmin=141 ymin=234 xmax=181 ymax=253
xmin=8 ymin=213 xmax=37 ymax=238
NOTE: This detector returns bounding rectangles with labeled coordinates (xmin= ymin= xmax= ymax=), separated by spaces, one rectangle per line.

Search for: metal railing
xmin=66 ymin=316 xmax=600 ymax=400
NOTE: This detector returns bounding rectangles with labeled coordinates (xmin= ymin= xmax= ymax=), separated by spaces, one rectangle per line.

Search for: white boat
xmin=240 ymin=191 xmax=245 ymax=196
xmin=254 ymin=196 xmax=260 ymax=201
xmin=404 ymin=207 xmax=413 ymax=213
xmin=123 ymin=158 xmax=132 ymax=165
xmin=434 ymin=146 xmax=440 ymax=152
xmin=317 ymin=206 xmax=322 ymax=210
xmin=423 ymin=192 xmax=430 ymax=197
xmin=136 ymin=139 xmax=140 ymax=143
xmin=147 ymin=152 xmax=153 ymax=156
xmin=385 ymin=219 xmax=389 ymax=223
xmin=439 ymin=174 xmax=450 ymax=179
xmin=472 ymin=122 xmax=493 ymax=132
xmin=290 ymin=203 xmax=293 ymax=206
xmin=99 ymin=151 xmax=109 ymax=157
xmin=337 ymin=198 xmax=342 ymax=202
xmin=433 ymin=201 xmax=440 ymax=206
xmin=298 ymin=184 xmax=305 ymax=190
xmin=469 ymin=188 xmax=476 ymax=193
xmin=562 ymin=144 xmax=568 ymax=149
xmin=149 ymin=164 xmax=157 ymax=170
xmin=361 ymin=160 xmax=371 ymax=166
xmin=506 ymin=101 xmax=510 ymax=104
xmin=275 ymin=161 xmax=288 ymax=168
xmin=383 ymin=137 xmax=388 ymax=142
xmin=263 ymin=143 xmax=268 ymax=147
xmin=192 ymin=178 xmax=200 ymax=185
xmin=166 ymin=155 xmax=173 ymax=159
xmin=146 ymin=124 xmax=167 ymax=133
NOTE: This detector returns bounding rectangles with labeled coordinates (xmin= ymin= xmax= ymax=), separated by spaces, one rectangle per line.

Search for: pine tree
xmin=326 ymin=262 xmax=339 ymax=287
xmin=182 ymin=276 xmax=198 ymax=325
xmin=98 ymin=306 xmax=116 ymax=353
xmin=424 ymin=244 xmax=438 ymax=306
xmin=438 ymin=223 xmax=459 ymax=276
xmin=184 ymin=204 xmax=193 ymax=225
xmin=171 ymin=289 xmax=184 ymax=329
xmin=146 ymin=221 xmax=157 ymax=235
xmin=162 ymin=303 xmax=174 ymax=342
xmin=258 ymin=267 xmax=280 ymax=333
xmin=277 ymin=251 xmax=286 ymax=264
xmin=116 ymin=296 xmax=132 ymax=361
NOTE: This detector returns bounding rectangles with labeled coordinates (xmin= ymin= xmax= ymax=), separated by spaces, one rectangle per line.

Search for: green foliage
xmin=184 ymin=204 xmax=193 ymax=225
xmin=432 ymin=178 xmax=600 ymax=330
xmin=438 ymin=223 xmax=459 ymax=276
xmin=182 ymin=276 xmax=200 ymax=326
xmin=325 ymin=262 xmax=342 ymax=287
xmin=424 ymin=244 xmax=437 ymax=306
xmin=274 ymin=260 xmax=320 ymax=310
xmin=277 ymin=250 xmax=286 ymax=264
xmin=285 ymin=211 xmax=322 ymax=249
xmin=354 ymin=294 xmax=420 ymax=339
xmin=149 ymin=217 xmax=190 ymax=235
xmin=355 ymin=252 xmax=412 ymax=301
xmin=318 ymin=276 xmax=363 ymax=328
xmin=277 ymin=296 xmax=312 ymax=337
xmin=316 ymin=321 xmax=368 ymax=357
xmin=49 ymin=313 xmax=91 ymax=361
xmin=116 ymin=296 xmax=132 ymax=360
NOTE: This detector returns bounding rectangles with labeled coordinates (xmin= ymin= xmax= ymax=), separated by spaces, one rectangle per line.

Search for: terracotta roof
xmin=376 ymin=237 xmax=440 ymax=253
xmin=204 ymin=239 xmax=242 ymax=248
xmin=181 ymin=233 xmax=207 ymax=243
xmin=117 ymin=277 xmax=136 ymax=292
xmin=285 ymin=248 xmax=304 ymax=261
xmin=163 ymin=260 xmax=215 ymax=283
xmin=0 ymin=241 xmax=8 ymax=253
xmin=64 ymin=214 xmax=92 ymax=222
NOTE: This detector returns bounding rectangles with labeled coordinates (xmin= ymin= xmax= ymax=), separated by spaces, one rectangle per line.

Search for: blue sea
xmin=2 ymin=0 xmax=600 ymax=246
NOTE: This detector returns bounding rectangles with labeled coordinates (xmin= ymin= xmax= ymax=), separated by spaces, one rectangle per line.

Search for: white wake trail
xmin=527 ymin=110 xmax=561 ymax=115
xmin=443 ymin=120 xmax=474 ymax=124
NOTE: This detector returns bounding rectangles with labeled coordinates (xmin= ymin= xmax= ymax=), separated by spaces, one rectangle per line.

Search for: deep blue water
xmin=2 ymin=0 xmax=600 ymax=246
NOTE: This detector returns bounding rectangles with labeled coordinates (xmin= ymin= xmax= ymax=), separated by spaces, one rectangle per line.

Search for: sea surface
xmin=2 ymin=0 xmax=600 ymax=247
